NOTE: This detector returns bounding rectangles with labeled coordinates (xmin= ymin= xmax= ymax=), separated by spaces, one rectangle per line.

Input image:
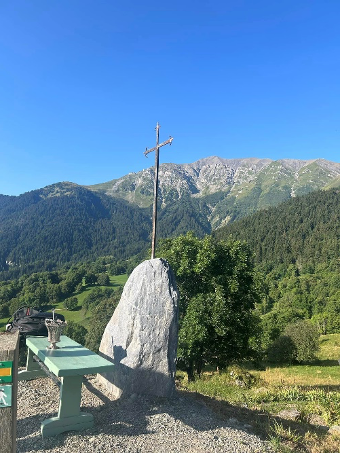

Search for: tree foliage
xmin=0 ymin=184 xmax=151 ymax=279
xmin=158 ymin=232 xmax=260 ymax=379
xmin=267 ymin=320 xmax=320 ymax=364
xmin=64 ymin=321 xmax=88 ymax=345
xmin=63 ymin=296 xmax=78 ymax=311
xmin=214 ymin=189 xmax=340 ymax=339
xmin=85 ymin=295 xmax=120 ymax=352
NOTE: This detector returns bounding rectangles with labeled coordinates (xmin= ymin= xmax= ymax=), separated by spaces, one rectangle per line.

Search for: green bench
xmin=18 ymin=335 xmax=114 ymax=438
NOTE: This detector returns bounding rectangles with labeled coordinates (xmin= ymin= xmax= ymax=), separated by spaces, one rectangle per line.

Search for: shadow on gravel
xmin=182 ymin=389 xmax=333 ymax=450
xmin=16 ymin=378 xmax=332 ymax=453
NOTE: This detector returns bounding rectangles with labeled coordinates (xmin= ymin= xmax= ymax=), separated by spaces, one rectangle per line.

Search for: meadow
xmin=177 ymin=333 xmax=340 ymax=453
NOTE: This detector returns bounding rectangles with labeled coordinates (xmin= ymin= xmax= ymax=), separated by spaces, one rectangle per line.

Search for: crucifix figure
xmin=144 ymin=122 xmax=173 ymax=259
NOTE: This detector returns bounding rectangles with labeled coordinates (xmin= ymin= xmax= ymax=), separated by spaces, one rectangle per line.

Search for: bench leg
xmin=41 ymin=375 xmax=93 ymax=438
xmin=18 ymin=348 xmax=46 ymax=381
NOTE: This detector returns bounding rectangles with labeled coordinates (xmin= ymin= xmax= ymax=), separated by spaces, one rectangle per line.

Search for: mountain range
xmin=89 ymin=156 xmax=340 ymax=228
xmin=0 ymin=156 xmax=339 ymax=277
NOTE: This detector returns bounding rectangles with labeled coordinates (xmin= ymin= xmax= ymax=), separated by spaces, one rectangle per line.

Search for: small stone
xmin=328 ymin=425 xmax=340 ymax=435
xmin=278 ymin=408 xmax=301 ymax=421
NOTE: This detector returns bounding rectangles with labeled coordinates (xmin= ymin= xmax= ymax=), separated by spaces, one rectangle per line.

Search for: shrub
xmin=267 ymin=320 xmax=320 ymax=364
xmin=63 ymin=296 xmax=78 ymax=311
xmin=64 ymin=321 xmax=87 ymax=345
xmin=284 ymin=319 xmax=320 ymax=363
xmin=267 ymin=335 xmax=296 ymax=364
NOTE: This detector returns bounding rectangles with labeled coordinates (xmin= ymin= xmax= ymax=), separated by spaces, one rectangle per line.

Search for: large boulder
xmin=97 ymin=258 xmax=179 ymax=398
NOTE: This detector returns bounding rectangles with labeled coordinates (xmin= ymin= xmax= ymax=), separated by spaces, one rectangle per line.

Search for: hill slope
xmin=213 ymin=188 xmax=340 ymax=271
xmin=0 ymin=183 xmax=151 ymax=278
xmin=213 ymin=188 xmax=340 ymax=334
xmin=0 ymin=157 xmax=339 ymax=278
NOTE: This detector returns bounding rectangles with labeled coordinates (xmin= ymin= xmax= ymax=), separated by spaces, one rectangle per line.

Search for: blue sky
xmin=0 ymin=0 xmax=339 ymax=196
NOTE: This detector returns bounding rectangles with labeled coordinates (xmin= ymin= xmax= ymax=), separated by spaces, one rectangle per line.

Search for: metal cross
xmin=144 ymin=122 xmax=173 ymax=259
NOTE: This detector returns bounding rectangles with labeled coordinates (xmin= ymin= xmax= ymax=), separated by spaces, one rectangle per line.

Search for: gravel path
xmin=17 ymin=376 xmax=273 ymax=453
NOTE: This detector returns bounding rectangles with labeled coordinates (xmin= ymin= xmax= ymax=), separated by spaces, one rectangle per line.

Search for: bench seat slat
xmin=26 ymin=336 xmax=114 ymax=377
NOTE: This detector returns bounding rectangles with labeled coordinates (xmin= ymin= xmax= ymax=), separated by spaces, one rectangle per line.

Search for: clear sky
xmin=0 ymin=0 xmax=339 ymax=196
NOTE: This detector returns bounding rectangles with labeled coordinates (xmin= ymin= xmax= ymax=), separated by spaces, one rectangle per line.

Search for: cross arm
xmin=144 ymin=136 xmax=173 ymax=157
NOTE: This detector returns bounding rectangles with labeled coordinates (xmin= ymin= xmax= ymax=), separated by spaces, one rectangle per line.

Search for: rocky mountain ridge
xmin=89 ymin=156 xmax=339 ymax=228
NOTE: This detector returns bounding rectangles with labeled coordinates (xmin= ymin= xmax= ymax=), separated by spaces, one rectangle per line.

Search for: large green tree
xmin=158 ymin=232 xmax=260 ymax=380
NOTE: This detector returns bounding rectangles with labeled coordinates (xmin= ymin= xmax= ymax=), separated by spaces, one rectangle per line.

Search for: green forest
xmin=0 ymin=188 xmax=339 ymax=374
xmin=213 ymin=188 xmax=340 ymax=339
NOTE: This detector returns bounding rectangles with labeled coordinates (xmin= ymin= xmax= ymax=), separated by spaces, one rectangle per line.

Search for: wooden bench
xmin=18 ymin=335 xmax=114 ymax=438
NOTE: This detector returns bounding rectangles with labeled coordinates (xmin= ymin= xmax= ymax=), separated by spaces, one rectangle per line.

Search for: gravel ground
xmin=16 ymin=375 xmax=273 ymax=453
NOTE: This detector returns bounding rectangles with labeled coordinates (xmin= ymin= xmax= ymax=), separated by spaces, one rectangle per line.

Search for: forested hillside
xmin=0 ymin=188 xmax=339 ymax=373
xmin=0 ymin=157 xmax=339 ymax=279
xmin=214 ymin=188 xmax=340 ymax=337
xmin=0 ymin=182 xmax=213 ymax=280
xmin=0 ymin=183 xmax=151 ymax=279
xmin=214 ymin=188 xmax=339 ymax=272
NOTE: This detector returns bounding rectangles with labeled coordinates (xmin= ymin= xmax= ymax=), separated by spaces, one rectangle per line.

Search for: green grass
xmin=177 ymin=334 xmax=340 ymax=453
xmin=0 ymin=273 xmax=129 ymax=331
xmin=54 ymin=273 xmax=129 ymax=328
xmin=318 ymin=333 xmax=340 ymax=361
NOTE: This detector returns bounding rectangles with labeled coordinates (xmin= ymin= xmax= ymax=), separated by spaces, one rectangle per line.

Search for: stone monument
xmin=98 ymin=258 xmax=179 ymax=398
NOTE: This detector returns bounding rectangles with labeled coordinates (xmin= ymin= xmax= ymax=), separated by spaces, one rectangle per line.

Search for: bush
xmin=64 ymin=321 xmax=87 ymax=345
xmin=63 ymin=296 xmax=78 ymax=311
xmin=267 ymin=320 xmax=320 ymax=364
xmin=267 ymin=335 xmax=296 ymax=364
xmin=284 ymin=319 xmax=320 ymax=363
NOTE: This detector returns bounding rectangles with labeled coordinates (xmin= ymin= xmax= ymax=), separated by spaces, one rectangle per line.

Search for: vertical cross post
xmin=145 ymin=123 xmax=173 ymax=259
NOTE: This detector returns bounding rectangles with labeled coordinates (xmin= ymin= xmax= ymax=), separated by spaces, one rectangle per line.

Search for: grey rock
xmin=328 ymin=425 xmax=340 ymax=435
xmin=278 ymin=408 xmax=301 ymax=421
xmin=98 ymin=258 xmax=179 ymax=399
xmin=307 ymin=413 xmax=328 ymax=427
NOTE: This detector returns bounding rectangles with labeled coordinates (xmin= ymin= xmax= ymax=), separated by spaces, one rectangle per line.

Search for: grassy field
xmin=52 ymin=273 xmax=129 ymax=329
xmin=0 ymin=273 xmax=129 ymax=331
xmin=177 ymin=333 xmax=340 ymax=453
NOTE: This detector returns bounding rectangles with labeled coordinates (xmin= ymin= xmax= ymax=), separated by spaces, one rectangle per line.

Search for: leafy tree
xmin=158 ymin=232 xmax=260 ymax=380
xmin=75 ymin=282 xmax=83 ymax=294
xmin=83 ymin=287 xmax=115 ymax=311
xmin=284 ymin=319 xmax=320 ymax=363
xmin=97 ymin=273 xmax=110 ymax=286
xmin=60 ymin=279 xmax=75 ymax=297
xmin=85 ymin=295 xmax=120 ymax=352
xmin=63 ymin=296 xmax=78 ymax=311
xmin=267 ymin=335 xmax=296 ymax=364
xmin=46 ymin=282 xmax=62 ymax=303
xmin=267 ymin=319 xmax=320 ymax=364
xmin=64 ymin=321 xmax=87 ymax=345
xmin=109 ymin=263 xmax=126 ymax=275
xmin=84 ymin=272 xmax=98 ymax=286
